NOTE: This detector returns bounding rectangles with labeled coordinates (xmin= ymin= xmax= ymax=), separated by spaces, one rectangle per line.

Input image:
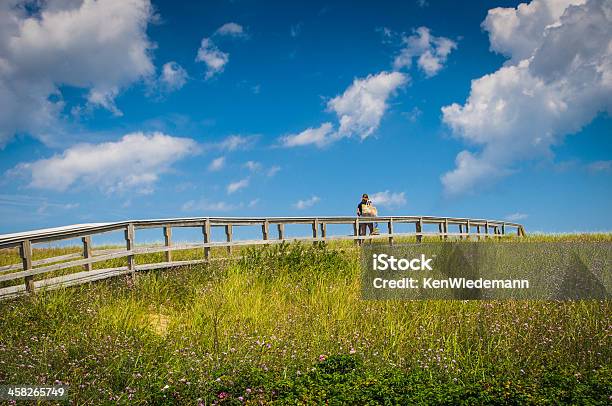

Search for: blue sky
xmin=0 ymin=0 xmax=610 ymax=236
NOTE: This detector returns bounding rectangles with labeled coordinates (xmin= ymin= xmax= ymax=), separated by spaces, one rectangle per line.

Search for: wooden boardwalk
xmin=0 ymin=216 xmax=525 ymax=300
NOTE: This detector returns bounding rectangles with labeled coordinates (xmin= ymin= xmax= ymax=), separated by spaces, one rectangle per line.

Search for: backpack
xmin=361 ymin=200 xmax=378 ymax=216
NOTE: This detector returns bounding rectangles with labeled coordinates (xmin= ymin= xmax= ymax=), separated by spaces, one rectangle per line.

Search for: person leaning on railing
xmin=357 ymin=193 xmax=376 ymax=237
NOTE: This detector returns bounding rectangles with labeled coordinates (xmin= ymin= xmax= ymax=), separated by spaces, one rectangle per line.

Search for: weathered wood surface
xmin=0 ymin=216 xmax=525 ymax=300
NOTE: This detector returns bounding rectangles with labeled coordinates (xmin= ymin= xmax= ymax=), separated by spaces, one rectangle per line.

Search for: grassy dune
xmin=0 ymin=236 xmax=610 ymax=404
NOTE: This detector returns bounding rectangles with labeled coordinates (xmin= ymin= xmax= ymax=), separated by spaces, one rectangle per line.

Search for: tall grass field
xmin=0 ymin=235 xmax=610 ymax=404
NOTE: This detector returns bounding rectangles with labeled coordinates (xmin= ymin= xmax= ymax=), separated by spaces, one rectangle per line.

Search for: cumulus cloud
xmin=12 ymin=132 xmax=198 ymax=194
xmin=160 ymin=61 xmax=188 ymax=92
xmin=196 ymin=22 xmax=246 ymax=80
xmin=196 ymin=38 xmax=229 ymax=79
xmin=441 ymin=0 xmax=611 ymax=196
xmin=208 ymin=156 xmax=225 ymax=171
xmin=0 ymin=0 xmax=156 ymax=146
xmin=279 ymin=122 xmax=335 ymax=147
xmin=393 ymin=27 xmax=457 ymax=77
xmin=294 ymin=196 xmax=320 ymax=210
xmin=328 ymin=71 xmax=408 ymax=139
xmin=215 ymin=22 xmax=245 ymax=37
xmin=369 ymin=191 xmax=407 ymax=208
xmin=483 ymin=0 xmax=581 ymax=63
xmin=227 ymin=178 xmax=249 ymax=194
xmin=279 ymin=71 xmax=406 ymax=148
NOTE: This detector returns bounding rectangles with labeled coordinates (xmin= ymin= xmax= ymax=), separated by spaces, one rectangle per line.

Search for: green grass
xmin=0 ymin=236 xmax=610 ymax=404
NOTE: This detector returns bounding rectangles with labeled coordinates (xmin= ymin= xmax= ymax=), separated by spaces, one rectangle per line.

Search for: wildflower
xmin=318 ymin=354 xmax=327 ymax=361
xmin=246 ymin=388 xmax=252 ymax=394
xmin=161 ymin=385 xmax=169 ymax=391
xmin=218 ymin=392 xmax=229 ymax=399
xmin=349 ymin=348 xmax=356 ymax=354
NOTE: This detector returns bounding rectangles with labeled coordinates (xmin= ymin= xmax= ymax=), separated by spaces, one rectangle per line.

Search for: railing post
xmin=163 ymin=226 xmax=172 ymax=262
xmin=277 ymin=223 xmax=284 ymax=240
xmin=262 ymin=220 xmax=269 ymax=240
xmin=466 ymin=220 xmax=471 ymax=240
xmin=202 ymin=219 xmax=211 ymax=260
xmin=444 ymin=218 xmax=449 ymax=240
xmin=437 ymin=223 xmax=443 ymax=240
xmin=501 ymin=223 xmax=506 ymax=236
xmin=476 ymin=225 xmax=481 ymax=241
xmin=225 ymin=224 xmax=233 ymax=255
xmin=416 ymin=218 xmax=423 ymax=243
xmin=458 ymin=224 xmax=463 ymax=240
xmin=125 ymin=224 xmax=135 ymax=278
xmin=484 ymin=221 xmax=489 ymax=238
xmin=388 ymin=219 xmax=394 ymax=246
xmin=312 ymin=219 xmax=318 ymax=245
xmin=320 ymin=222 xmax=327 ymax=240
xmin=354 ymin=218 xmax=360 ymax=245
xmin=82 ymin=235 xmax=93 ymax=272
xmin=20 ymin=240 xmax=34 ymax=293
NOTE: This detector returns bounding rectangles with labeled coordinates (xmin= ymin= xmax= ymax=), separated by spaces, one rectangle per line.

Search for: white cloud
xmin=227 ymin=178 xmax=249 ymax=194
xmin=13 ymin=132 xmax=198 ymax=193
xmin=215 ymin=134 xmax=258 ymax=151
xmin=403 ymin=106 xmax=422 ymax=123
xmin=369 ymin=191 xmax=407 ymax=208
xmin=160 ymin=61 xmax=188 ymax=92
xmin=267 ymin=165 xmax=281 ymax=177
xmin=0 ymin=194 xmax=79 ymax=215
xmin=208 ymin=156 xmax=226 ymax=171
xmin=290 ymin=23 xmax=303 ymax=37
xmin=241 ymin=160 xmax=280 ymax=177
xmin=248 ymin=198 xmax=260 ymax=207
xmin=441 ymin=0 xmax=611 ymax=196
xmin=216 ymin=22 xmax=245 ymax=37
xmin=195 ymin=22 xmax=246 ymax=80
xmin=280 ymin=122 xmax=335 ymax=147
xmin=586 ymin=160 xmax=612 ymax=173
xmin=505 ymin=212 xmax=528 ymax=221
xmin=483 ymin=0 xmax=582 ymax=63
xmin=441 ymin=150 xmax=513 ymax=196
xmin=393 ymin=27 xmax=457 ymax=77
xmin=244 ymin=161 xmax=262 ymax=172
xmin=0 ymin=0 xmax=156 ymax=146
xmin=182 ymin=199 xmax=239 ymax=212
xmin=196 ymin=38 xmax=229 ymax=79
xmin=294 ymin=196 xmax=320 ymax=210
xmin=327 ymin=71 xmax=408 ymax=139
xmin=279 ymin=71 xmax=406 ymax=148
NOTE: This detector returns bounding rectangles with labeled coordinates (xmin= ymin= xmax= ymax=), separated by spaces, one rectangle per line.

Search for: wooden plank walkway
xmin=0 ymin=216 xmax=525 ymax=300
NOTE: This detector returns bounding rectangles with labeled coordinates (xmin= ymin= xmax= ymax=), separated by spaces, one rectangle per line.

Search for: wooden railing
xmin=0 ymin=216 xmax=525 ymax=299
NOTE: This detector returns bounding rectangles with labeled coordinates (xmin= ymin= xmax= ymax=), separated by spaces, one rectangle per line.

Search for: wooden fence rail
xmin=0 ymin=216 xmax=525 ymax=300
